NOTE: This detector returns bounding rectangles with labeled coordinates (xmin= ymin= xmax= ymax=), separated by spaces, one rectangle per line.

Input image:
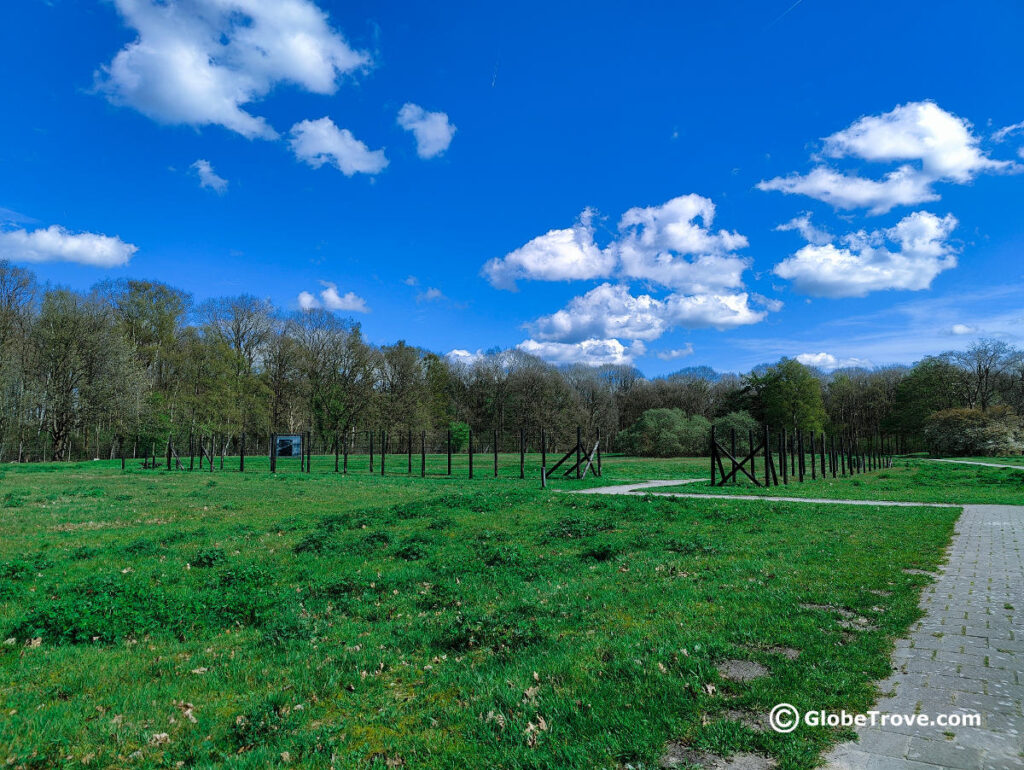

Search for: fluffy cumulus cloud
xmin=446 ymin=348 xmax=484 ymax=365
xmin=97 ymin=0 xmax=368 ymax=139
xmin=298 ymin=281 xmax=369 ymax=313
xmin=759 ymin=101 xmax=1019 ymax=214
xmin=397 ymin=103 xmax=456 ymax=159
xmin=759 ymin=166 xmax=938 ymax=215
xmin=485 ymin=195 xmax=750 ymax=293
xmin=482 ymin=209 xmax=614 ymax=291
xmin=516 ymin=338 xmax=646 ymax=366
xmin=529 ymin=284 xmax=669 ymax=342
xmin=796 ymin=352 xmax=873 ymax=371
xmin=615 ymin=194 xmax=749 ymax=291
xmin=191 ymin=159 xmax=228 ymax=193
xmin=486 ymin=193 xmax=777 ymax=366
xmin=951 ymin=323 xmax=977 ymax=335
xmin=774 ymin=211 xmax=958 ymax=297
xmin=0 ymin=225 xmax=137 ymax=267
xmin=289 ymin=117 xmax=388 ymax=176
xmin=527 ymin=283 xmax=768 ymax=345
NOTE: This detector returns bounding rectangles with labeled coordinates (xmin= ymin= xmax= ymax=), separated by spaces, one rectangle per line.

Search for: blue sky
xmin=2 ymin=0 xmax=1023 ymax=375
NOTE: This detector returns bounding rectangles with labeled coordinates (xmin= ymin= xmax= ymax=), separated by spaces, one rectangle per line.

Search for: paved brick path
xmin=825 ymin=504 xmax=1024 ymax=769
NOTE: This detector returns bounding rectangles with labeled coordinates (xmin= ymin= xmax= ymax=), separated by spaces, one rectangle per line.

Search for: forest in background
xmin=1 ymin=261 xmax=1022 ymax=461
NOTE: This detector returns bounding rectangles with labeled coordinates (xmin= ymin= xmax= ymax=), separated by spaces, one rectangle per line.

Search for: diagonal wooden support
xmin=714 ymin=440 xmax=763 ymax=486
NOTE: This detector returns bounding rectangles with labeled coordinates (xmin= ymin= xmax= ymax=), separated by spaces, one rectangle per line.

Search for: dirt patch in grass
xmin=660 ymin=744 xmax=778 ymax=769
xmin=720 ymin=708 xmax=772 ymax=732
xmin=717 ymin=659 xmax=769 ymax=682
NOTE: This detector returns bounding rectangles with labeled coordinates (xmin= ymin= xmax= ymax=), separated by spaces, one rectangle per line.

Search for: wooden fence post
xmin=447 ymin=429 xmax=452 ymax=476
xmin=408 ymin=429 xmax=413 ymax=474
xmin=335 ymin=435 xmax=339 ymax=473
xmin=381 ymin=431 xmax=386 ymax=476
xmin=240 ymin=432 xmax=245 ymax=472
xmin=369 ymin=430 xmax=374 ymax=473
xmin=468 ymin=429 xmax=473 ymax=479
xmin=797 ymin=430 xmax=805 ymax=483
xmin=781 ymin=429 xmax=788 ymax=485
xmin=421 ymin=431 xmax=426 ymax=478
xmin=576 ymin=426 xmax=582 ymax=480
xmin=306 ymin=431 xmax=311 ymax=474
xmin=270 ymin=433 xmax=276 ymax=473
xmin=596 ymin=427 xmax=602 ymax=476
xmin=519 ymin=427 xmax=525 ymax=479
xmin=710 ymin=424 xmax=717 ymax=486
xmin=493 ymin=429 xmax=499 ymax=478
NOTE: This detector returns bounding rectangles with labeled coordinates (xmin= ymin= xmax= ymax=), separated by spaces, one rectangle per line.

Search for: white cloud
xmin=417 ymin=287 xmax=444 ymax=302
xmin=796 ymin=352 xmax=873 ymax=371
xmin=397 ymin=103 xmax=456 ymax=159
xmin=97 ymin=0 xmax=368 ymax=139
xmin=951 ymin=323 xmax=977 ymax=335
xmin=615 ymin=194 xmax=749 ymax=291
xmin=404 ymin=275 xmax=419 ymax=286
xmin=0 ymin=225 xmax=137 ymax=267
xmin=823 ymin=101 xmax=1011 ymax=181
xmin=758 ymin=166 xmax=938 ymax=215
xmin=759 ymin=101 xmax=1019 ymax=214
xmin=191 ymin=159 xmax=228 ymax=193
xmin=482 ymin=208 xmax=614 ymax=290
xmin=528 ymin=284 xmax=767 ymax=345
xmin=656 ymin=345 xmax=694 ymax=361
xmin=529 ymin=284 xmax=668 ymax=342
xmin=775 ymin=214 xmax=832 ymax=246
xmin=298 ymin=281 xmax=369 ymax=313
xmin=516 ymin=338 xmax=646 ymax=366
xmin=289 ymin=117 xmax=388 ymax=176
xmin=485 ymin=194 xmax=751 ymax=293
xmin=774 ymin=211 xmax=958 ymax=298
xmin=446 ymin=348 xmax=484 ymax=365
xmin=993 ymin=121 xmax=1024 ymax=142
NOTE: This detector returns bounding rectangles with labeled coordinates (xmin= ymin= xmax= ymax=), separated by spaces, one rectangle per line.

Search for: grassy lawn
xmin=652 ymin=458 xmax=1024 ymax=505
xmin=0 ymin=459 xmax=960 ymax=769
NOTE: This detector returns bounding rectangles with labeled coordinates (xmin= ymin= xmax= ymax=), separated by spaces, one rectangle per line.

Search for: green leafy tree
xmin=745 ymin=358 xmax=826 ymax=431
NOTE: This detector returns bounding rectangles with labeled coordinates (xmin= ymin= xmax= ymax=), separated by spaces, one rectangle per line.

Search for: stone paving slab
xmin=825 ymin=505 xmax=1024 ymax=769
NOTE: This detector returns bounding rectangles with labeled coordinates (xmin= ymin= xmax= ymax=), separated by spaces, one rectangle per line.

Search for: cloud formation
xmin=482 ymin=209 xmax=614 ymax=290
xmin=759 ymin=101 xmax=1018 ymax=214
xmin=485 ymin=194 xmax=774 ymax=366
xmin=191 ymin=159 xmax=228 ymax=193
xmin=795 ymin=352 xmax=872 ymax=371
xmin=0 ymin=225 xmax=137 ymax=267
xmin=397 ymin=103 xmax=456 ymax=159
xmin=656 ymin=345 xmax=695 ymax=361
xmin=774 ymin=211 xmax=958 ymax=297
xmin=298 ymin=281 xmax=369 ymax=313
xmin=528 ymin=283 xmax=767 ymax=344
xmin=97 ymin=0 xmax=368 ymax=139
xmin=289 ymin=117 xmax=388 ymax=176
xmin=517 ymin=338 xmax=646 ymax=366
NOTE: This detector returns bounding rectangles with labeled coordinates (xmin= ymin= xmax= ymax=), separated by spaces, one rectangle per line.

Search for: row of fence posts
xmin=129 ymin=427 xmax=602 ymax=486
xmin=710 ymin=425 xmax=895 ymax=487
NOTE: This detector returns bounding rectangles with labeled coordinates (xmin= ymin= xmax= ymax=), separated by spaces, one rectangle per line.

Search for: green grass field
xmin=657 ymin=456 xmax=1024 ymax=504
xmin=0 ymin=456 xmax=974 ymax=768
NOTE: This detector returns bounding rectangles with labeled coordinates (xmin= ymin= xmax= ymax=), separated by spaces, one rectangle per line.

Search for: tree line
xmin=1 ymin=261 xmax=1022 ymax=462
